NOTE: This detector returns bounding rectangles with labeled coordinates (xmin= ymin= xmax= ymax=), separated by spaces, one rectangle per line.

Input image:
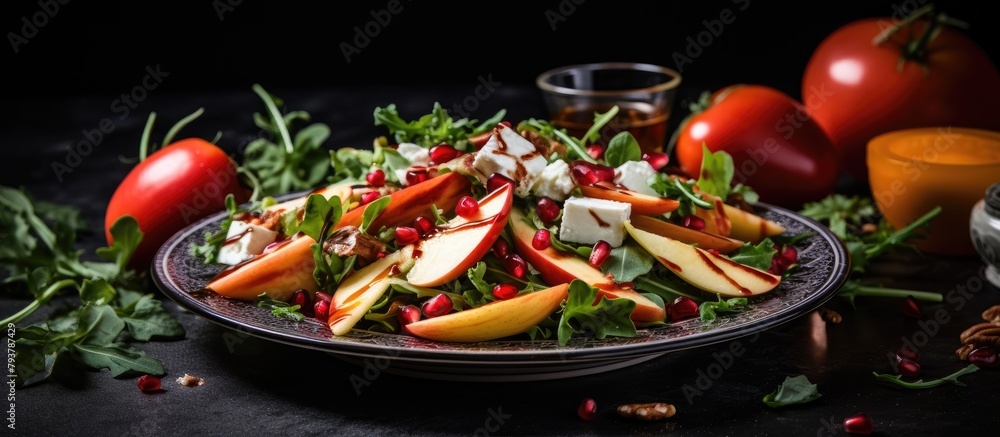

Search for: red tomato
xmin=802 ymin=14 xmax=1000 ymax=182
xmin=674 ymin=84 xmax=839 ymax=208
xmin=105 ymin=138 xmax=249 ymax=269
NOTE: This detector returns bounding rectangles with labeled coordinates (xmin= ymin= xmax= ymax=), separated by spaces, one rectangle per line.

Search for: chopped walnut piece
xmin=323 ymin=226 xmax=387 ymax=264
xmin=956 ymin=343 xmax=976 ymax=360
xmin=520 ymin=129 xmax=567 ymax=158
xmin=616 ymin=403 xmax=676 ymax=421
xmin=982 ymin=305 xmax=1000 ymax=323
xmin=176 ymin=374 xmax=205 ymax=387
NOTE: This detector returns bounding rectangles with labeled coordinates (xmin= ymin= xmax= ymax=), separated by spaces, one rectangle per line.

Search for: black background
xmin=5 ymin=0 xmax=1000 ymax=101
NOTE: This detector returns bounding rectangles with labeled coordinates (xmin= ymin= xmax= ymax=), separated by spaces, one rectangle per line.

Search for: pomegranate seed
xmin=137 ymin=375 xmax=161 ymax=393
xmin=670 ymin=296 xmax=699 ymax=321
xmin=642 ymin=152 xmax=670 ymax=171
xmin=895 ymin=347 xmax=920 ymax=363
xmin=897 ymin=358 xmax=920 ymax=378
xmin=589 ymin=240 xmax=612 ymax=268
xmin=421 ymin=293 xmax=453 ymax=318
xmin=968 ymin=346 xmax=999 ymax=368
xmin=682 ymin=215 xmax=706 ymax=231
xmin=586 ymin=144 xmax=604 ymax=160
xmin=397 ymin=304 xmax=422 ymax=326
xmin=405 ymin=168 xmax=430 ymax=186
xmin=414 ymin=216 xmax=435 ymax=237
xmin=429 ymin=144 xmax=462 ymax=165
xmin=779 ymin=245 xmax=798 ymax=265
xmin=843 ymin=412 xmax=874 ymax=435
xmin=455 ymin=196 xmax=480 ymax=218
xmin=395 ymin=226 xmax=419 ymax=246
xmin=366 ymin=169 xmax=386 ymax=187
xmin=314 ymin=299 xmax=331 ymax=323
xmin=569 ymin=161 xmax=615 ymax=186
xmin=493 ymin=238 xmax=511 ymax=259
xmin=902 ymin=296 xmax=922 ymax=319
xmin=532 ymin=229 xmax=552 ymax=250
xmin=503 ymin=253 xmax=528 ymax=279
xmin=486 ymin=173 xmax=515 ymax=193
xmin=492 ymin=283 xmax=519 ymax=300
xmin=314 ymin=291 xmax=332 ymax=303
xmin=290 ymin=289 xmax=313 ymax=316
xmin=578 ymin=397 xmax=597 ymax=421
xmin=499 ymin=121 xmax=512 ymax=128
xmin=707 ymin=248 xmax=721 ymax=256
xmin=360 ymin=191 xmax=381 ymax=205
xmin=536 ymin=197 xmax=561 ymax=225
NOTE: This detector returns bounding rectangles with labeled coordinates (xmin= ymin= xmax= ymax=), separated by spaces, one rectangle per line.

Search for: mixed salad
xmin=193 ymin=104 xmax=799 ymax=346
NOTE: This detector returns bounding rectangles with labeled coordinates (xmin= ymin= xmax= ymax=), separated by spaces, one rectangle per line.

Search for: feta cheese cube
xmin=558 ymin=197 xmax=632 ymax=247
xmin=396 ymin=142 xmax=431 ymax=167
xmin=614 ymin=160 xmax=659 ymax=196
xmin=472 ymin=124 xmax=547 ymax=197
xmin=217 ymin=221 xmax=280 ymax=265
xmin=531 ymin=159 xmax=577 ymax=201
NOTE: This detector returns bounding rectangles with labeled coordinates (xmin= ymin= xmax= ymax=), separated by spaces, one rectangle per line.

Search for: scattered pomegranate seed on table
xmin=137 ymin=375 xmax=161 ymax=393
xmin=901 ymin=296 xmax=922 ymax=319
xmin=896 ymin=358 xmax=920 ymax=378
xmin=895 ymin=347 xmax=920 ymax=363
xmin=968 ymin=346 xmax=999 ymax=368
xmin=577 ymin=397 xmax=598 ymax=421
xmin=843 ymin=412 xmax=874 ymax=435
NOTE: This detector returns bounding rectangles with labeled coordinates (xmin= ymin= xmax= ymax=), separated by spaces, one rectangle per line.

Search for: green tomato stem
xmin=252 ymin=84 xmax=295 ymax=155
xmin=138 ymin=112 xmax=156 ymax=162
xmin=161 ymin=107 xmax=205 ymax=147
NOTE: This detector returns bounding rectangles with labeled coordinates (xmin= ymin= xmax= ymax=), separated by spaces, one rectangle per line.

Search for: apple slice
xmin=625 ymin=221 xmax=780 ymax=297
xmin=205 ymin=172 xmax=470 ymax=301
xmin=403 ymin=283 xmax=569 ymax=342
xmin=405 ymin=184 xmax=513 ymax=287
xmin=629 ymin=214 xmax=743 ymax=254
xmin=694 ymin=195 xmax=785 ymax=243
xmin=509 ymin=209 xmax=666 ymax=323
xmin=579 ymin=181 xmax=679 ymax=216
xmin=328 ymin=246 xmax=415 ymax=336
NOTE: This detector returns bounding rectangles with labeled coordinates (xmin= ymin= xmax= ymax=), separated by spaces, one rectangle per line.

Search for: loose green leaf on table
xmin=762 ymin=375 xmax=823 ymax=408
xmin=873 ymin=364 xmax=979 ymax=389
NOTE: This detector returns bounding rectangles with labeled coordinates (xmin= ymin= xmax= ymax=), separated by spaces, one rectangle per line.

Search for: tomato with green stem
xmin=104 ymin=109 xmax=252 ymax=270
xmin=802 ymin=5 xmax=1000 ymax=182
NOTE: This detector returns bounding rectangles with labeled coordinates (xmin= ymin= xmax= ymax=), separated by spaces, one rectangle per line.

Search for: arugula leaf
xmin=117 ymin=293 xmax=186 ymax=341
xmin=256 ymin=292 xmax=306 ymax=322
xmin=873 ymin=364 xmax=978 ymax=389
xmin=241 ymin=84 xmax=332 ymax=197
xmin=189 ymin=194 xmax=276 ymax=265
xmin=726 ymin=238 xmax=777 ymax=271
xmin=762 ymin=375 xmax=822 ymax=408
xmin=600 ymin=240 xmax=654 ymax=282
xmin=696 ymin=143 xmax=735 ymax=200
xmin=650 ymin=174 xmax=713 ymax=217
xmin=79 ymin=279 xmax=116 ymax=305
xmin=330 ymin=147 xmax=375 ymax=183
xmin=359 ymin=196 xmax=391 ymax=235
xmin=374 ymin=143 xmax=412 ymax=184
xmin=603 ymin=131 xmax=641 ymax=168
xmin=699 ymin=294 xmax=749 ymax=322
xmin=298 ymin=194 xmax=342 ymax=242
xmin=557 ymin=280 xmax=636 ymax=346
xmin=73 ymin=342 xmax=165 ymax=378
xmin=96 ymin=214 xmax=143 ymax=277
xmin=373 ymin=102 xmax=505 ymax=151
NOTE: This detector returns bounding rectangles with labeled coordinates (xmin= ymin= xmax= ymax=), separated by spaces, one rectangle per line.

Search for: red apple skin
xmin=509 ymin=209 xmax=666 ymax=323
xmin=406 ymin=184 xmax=514 ymax=287
xmin=579 ymin=182 xmax=680 ymax=216
xmin=206 ymin=172 xmax=471 ymax=300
